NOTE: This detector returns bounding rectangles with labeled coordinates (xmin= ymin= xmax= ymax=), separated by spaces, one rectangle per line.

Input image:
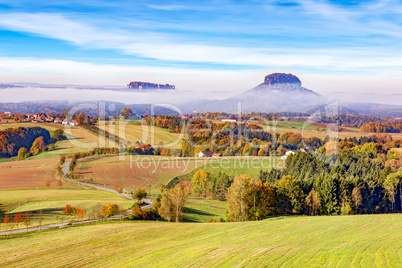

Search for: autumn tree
xmin=59 ymin=155 xmax=66 ymax=166
xmin=158 ymin=188 xmax=174 ymax=222
xmin=30 ymin=136 xmax=46 ymax=155
xmin=51 ymin=129 xmax=65 ymax=141
xmin=76 ymin=207 xmax=85 ymax=220
xmin=17 ymin=147 xmax=28 ymax=160
xmin=133 ymin=189 xmax=148 ymax=204
xmin=227 ymin=174 xmax=253 ymax=222
xmin=351 ymin=186 xmax=363 ymax=214
xmin=120 ymin=107 xmax=133 ymax=119
xmin=384 ymin=172 xmax=402 ymax=212
xmin=13 ymin=213 xmax=24 ymax=228
xmin=63 ymin=204 xmax=76 ymax=215
xmin=102 ymin=204 xmax=120 ymax=217
xmin=192 ymin=170 xmax=211 ymax=197
xmin=171 ymin=184 xmax=188 ymax=222
xmin=76 ymin=113 xmax=85 ymax=126
xmin=3 ymin=213 xmax=10 ymax=230
xmin=181 ymin=139 xmax=193 ymax=157
xmin=305 ymin=189 xmax=320 ymax=216
xmin=249 ymin=180 xmax=276 ymax=220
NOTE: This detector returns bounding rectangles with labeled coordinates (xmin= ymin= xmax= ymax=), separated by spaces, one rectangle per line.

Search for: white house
xmin=221 ymin=118 xmax=237 ymax=123
xmin=280 ymin=150 xmax=295 ymax=160
xmin=199 ymin=150 xmax=214 ymax=157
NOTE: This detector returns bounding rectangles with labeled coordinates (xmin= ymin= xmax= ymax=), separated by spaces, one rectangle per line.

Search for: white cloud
xmin=0 ymin=12 xmax=402 ymax=70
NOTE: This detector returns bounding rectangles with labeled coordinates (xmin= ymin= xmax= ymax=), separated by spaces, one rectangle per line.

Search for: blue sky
xmin=0 ymin=0 xmax=402 ymax=97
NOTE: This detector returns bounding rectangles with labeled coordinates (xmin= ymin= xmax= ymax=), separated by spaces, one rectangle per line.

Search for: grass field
xmin=188 ymin=197 xmax=227 ymax=208
xmin=177 ymin=156 xmax=280 ymax=182
xmin=184 ymin=202 xmax=226 ymax=223
xmin=1 ymin=214 xmax=400 ymax=267
xmin=0 ymin=189 xmax=132 ymax=232
xmin=97 ymin=120 xmax=183 ymax=149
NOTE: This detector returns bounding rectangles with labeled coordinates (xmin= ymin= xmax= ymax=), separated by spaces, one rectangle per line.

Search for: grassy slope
xmin=97 ymin=120 xmax=183 ymax=149
xmin=184 ymin=203 xmax=226 ymax=223
xmin=1 ymin=214 xmax=400 ymax=267
xmin=178 ymin=157 xmax=280 ymax=182
xmin=0 ymin=189 xmax=132 ymax=232
xmin=74 ymin=156 xmax=205 ymax=192
xmin=74 ymin=156 xmax=279 ymax=194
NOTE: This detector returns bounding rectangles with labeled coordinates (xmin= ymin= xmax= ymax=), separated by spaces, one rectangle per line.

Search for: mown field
xmin=184 ymin=202 xmax=226 ymax=223
xmin=0 ymin=189 xmax=132 ymax=232
xmin=74 ymin=156 xmax=204 ymax=192
xmin=97 ymin=120 xmax=183 ymax=149
xmin=1 ymin=214 xmax=400 ymax=267
xmin=74 ymin=156 xmax=280 ymax=193
xmin=0 ymin=158 xmax=64 ymax=190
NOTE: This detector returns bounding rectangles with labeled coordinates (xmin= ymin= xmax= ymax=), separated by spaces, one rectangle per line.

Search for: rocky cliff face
xmin=263 ymin=73 xmax=301 ymax=87
xmin=250 ymin=73 xmax=319 ymax=95
xmin=127 ymin=81 xmax=175 ymax=90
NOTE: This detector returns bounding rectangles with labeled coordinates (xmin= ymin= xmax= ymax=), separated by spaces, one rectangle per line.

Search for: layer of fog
xmin=1 ymin=86 xmax=402 ymax=114
xmin=0 ymin=87 xmax=240 ymax=104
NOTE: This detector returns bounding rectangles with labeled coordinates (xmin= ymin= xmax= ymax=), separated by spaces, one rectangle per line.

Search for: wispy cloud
xmin=0 ymin=12 xmax=402 ymax=71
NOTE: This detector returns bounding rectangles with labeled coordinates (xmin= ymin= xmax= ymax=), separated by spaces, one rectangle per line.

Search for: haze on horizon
xmin=0 ymin=0 xmax=402 ymax=105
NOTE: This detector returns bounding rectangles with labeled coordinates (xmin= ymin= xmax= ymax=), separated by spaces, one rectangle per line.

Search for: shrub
xmin=63 ymin=204 xmax=77 ymax=215
xmin=102 ymin=204 xmax=120 ymax=217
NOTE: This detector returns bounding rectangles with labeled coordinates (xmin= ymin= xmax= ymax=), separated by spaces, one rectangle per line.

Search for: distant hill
xmin=248 ymin=73 xmax=319 ymax=96
xmin=183 ymin=73 xmax=323 ymax=113
xmin=126 ymin=81 xmax=175 ymax=90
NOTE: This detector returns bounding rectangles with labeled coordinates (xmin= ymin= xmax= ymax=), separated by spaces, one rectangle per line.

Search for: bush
xmin=63 ymin=204 xmax=77 ymax=215
xmin=102 ymin=204 xmax=120 ymax=217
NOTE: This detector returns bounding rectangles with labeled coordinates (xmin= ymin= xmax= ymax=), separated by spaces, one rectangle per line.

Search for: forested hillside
xmin=0 ymin=127 xmax=51 ymax=157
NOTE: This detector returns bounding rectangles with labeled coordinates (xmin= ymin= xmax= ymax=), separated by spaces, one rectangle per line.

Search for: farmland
xmin=97 ymin=120 xmax=183 ymax=149
xmin=1 ymin=214 xmax=400 ymax=267
xmin=74 ymin=155 xmax=280 ymax=193
xmin=0 ymin=189 xmax=132 ymax=232
xmin=74 ymin=155 xmax=202 ymax=192
xmin=0 ymin=158 xmax=63 ymax=190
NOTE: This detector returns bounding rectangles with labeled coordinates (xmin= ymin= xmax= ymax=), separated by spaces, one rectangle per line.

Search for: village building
xmin=198 ymin=150 xmax=214 ymax=157
xmin=281 ymin=150 xmax=295 ymax=160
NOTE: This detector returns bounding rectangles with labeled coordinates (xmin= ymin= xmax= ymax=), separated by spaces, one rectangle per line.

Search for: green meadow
xmin=1 ymin=214 xmax=400 ymax=267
